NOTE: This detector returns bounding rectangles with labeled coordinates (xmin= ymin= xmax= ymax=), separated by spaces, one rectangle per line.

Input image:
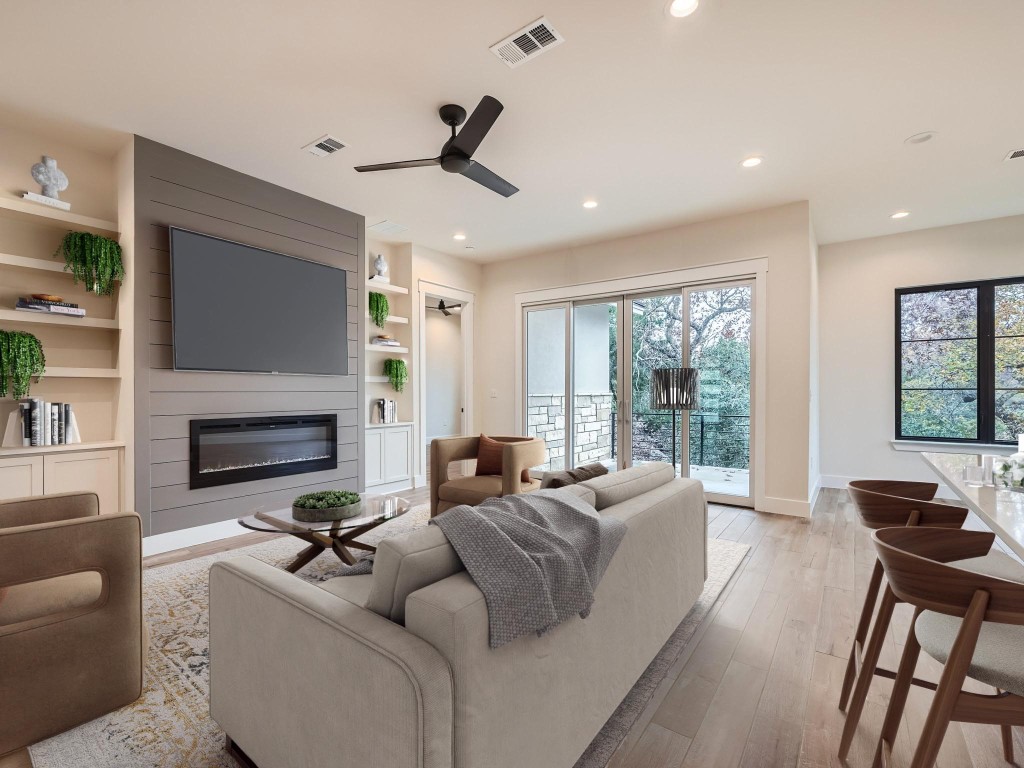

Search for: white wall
xmin=819 ymin=213 xmax=1024 ymax=488
xmin=476 ymin=201 xmax=819 ymax=516
xmin=424 ymin=308 xmax=462 ymax=440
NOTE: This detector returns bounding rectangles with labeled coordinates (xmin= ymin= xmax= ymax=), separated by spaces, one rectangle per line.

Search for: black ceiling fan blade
xmin=449 ymin=96 xmax=503 ymax=158
xmin=354 ymin=158 xmax=440 ymax=173
xmin=461 ymin=160 xmax=519 ymax=197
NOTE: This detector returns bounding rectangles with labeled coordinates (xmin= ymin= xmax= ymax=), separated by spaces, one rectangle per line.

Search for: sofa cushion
xmin=365 ymin=525 xmax=464 ymax=623
xmin=580 ymin=462 xmax=676 ymax=510
xmin=540 ymin=463 xmax=609 ymax=489
xmin=558 ymin=484 xmax=598 ymax=507
xmin=0 ymin=571 xmax=104 ymax=627
xmin=319 ymin=573 xmax=374 ymax=607
xmin=438 ymin=475 xmax=541 ymax=506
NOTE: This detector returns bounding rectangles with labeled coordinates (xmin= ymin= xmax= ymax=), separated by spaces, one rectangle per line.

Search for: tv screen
xmin=170 ymin=228 xmax=349 ymax=376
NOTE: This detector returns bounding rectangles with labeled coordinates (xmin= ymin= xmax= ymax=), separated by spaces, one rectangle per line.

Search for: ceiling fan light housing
xmin=441 ymin=154 xmax=472 ymax=174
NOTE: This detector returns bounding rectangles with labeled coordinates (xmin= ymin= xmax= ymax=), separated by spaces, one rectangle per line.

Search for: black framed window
xmin=896 ymin=277 xmax=1024 ymax=443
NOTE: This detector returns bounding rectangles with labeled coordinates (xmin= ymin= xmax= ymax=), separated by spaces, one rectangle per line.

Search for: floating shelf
xmin=0 ymin=252 xmax=69 ymax=273
xmin=46 ymin=367 xmax=121 ymax=378
xmin=366 ymin=375 xmax=390 ymax=383
xmin=365 ymin=344 xmax=408 ymax=354
xmin=365 ymin=421 xmax=414 ymax=429
xmin=0 ymin=308 xmax=119 ymax=330
xmin=366 ymin=281 xmax=408 ymax=296
xmin=365 ymin=313 xmax=409 ymax=325
xmin=0 ymin=197 xmax=119 ymax=235
xmin=0 ymin=440 xmax=125 ymax=457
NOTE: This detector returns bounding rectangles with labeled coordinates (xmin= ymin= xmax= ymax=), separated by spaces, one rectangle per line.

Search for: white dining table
xmin=922 ymin=451 xmax=1024 ymax=561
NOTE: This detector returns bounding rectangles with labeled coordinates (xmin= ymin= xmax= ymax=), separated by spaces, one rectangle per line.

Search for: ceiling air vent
xmin=1004 ymin=149 xmax=1024 ymax=162
xmin=490 ymin=17 xmax=564 ymax=69
xmin=367 ymin=220 xmax=409 ymax=236
xmin=302 ymin=135 xmax=346 ymax=157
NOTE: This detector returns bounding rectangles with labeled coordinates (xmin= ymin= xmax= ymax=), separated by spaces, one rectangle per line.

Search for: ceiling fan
xmin=354 ymin=96 xmax=519 ymax=197
xmin=428 ymin=299 xmax=463 ymax=317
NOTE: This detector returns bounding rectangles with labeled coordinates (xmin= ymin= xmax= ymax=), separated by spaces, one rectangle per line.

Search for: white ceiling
xmin=2 ymin=0 xmax=1023 ymax=261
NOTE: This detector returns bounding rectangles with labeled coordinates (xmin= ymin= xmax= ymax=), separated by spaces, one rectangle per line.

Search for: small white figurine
xmin=31 ymin=156 xmax=69 ymax=200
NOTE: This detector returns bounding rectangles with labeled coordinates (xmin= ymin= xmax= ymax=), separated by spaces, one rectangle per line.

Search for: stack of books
xmin=371 ymin=335 xmax=401 ymax=347
xmin=18 ymin=399 xmax=81 ymax=446
xmin=15 ymin=297 xmax=87 ymax=318
xmin=375 ymin=399 xmax=399 ymax=424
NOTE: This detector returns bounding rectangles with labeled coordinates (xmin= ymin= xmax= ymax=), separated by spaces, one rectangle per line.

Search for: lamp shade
xmin=650 ymin=367 xmax=699 ymax=411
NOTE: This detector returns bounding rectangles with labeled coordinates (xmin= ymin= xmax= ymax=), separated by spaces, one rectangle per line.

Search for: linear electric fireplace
xmin=189 ymin=415 xmax=337 ymax=489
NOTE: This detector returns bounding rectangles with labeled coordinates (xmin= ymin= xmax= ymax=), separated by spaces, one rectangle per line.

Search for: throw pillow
xmin=542 ymin=462 xmax=609 ymax=489
xmin=475 ymin=434 xmax=532 ymax=484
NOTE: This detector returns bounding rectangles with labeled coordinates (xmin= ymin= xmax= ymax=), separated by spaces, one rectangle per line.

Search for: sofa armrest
xmin=209 ymin=556 xmax=454 ymax=768
xmin=501 ymin=439 xmax=546 ymax=494
xmin=0 ymin=491 xmax=99 ymax=530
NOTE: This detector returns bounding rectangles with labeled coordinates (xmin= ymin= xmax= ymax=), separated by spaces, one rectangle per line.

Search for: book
xmin=19 ymin=401 xmax=31 ymax=446
xmin=57 ymin=402 xmax=65 ymax=444
xmin=42 ymin=401 xmax=50 ymax=445
xmin=31 ymin=297 xmax=79 ymax=309
xmin=51 ymin=403 xmax=59 ymax=445
xmin=30 ymin=399 xmax=41 ymax=446
xmin=63 ymin=403 xmax=71 ymax=445
xmin=16 ymin=299 xmax=86 ymax=317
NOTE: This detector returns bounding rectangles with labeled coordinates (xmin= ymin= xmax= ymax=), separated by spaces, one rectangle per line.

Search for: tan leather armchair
xmin=430 ymin=436 xmax=546 ymax=516
xmin=0 ymin=492 xmax=145 ymax=759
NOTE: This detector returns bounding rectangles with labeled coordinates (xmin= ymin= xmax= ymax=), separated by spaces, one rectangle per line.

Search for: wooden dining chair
xmin=838 ymin=480 xmax=976 ymax=759
xmin=870 ymin=526 xmax=1024 ymax=768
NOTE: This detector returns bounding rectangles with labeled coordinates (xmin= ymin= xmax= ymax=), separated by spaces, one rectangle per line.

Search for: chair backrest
xmin=847 ymin=485 xmax=967 ymax=529
xmin=0 ymin=491 xmax=99 ymax=530
xmin=848 ymin=479 xmax=938 ymax=501
xmin=872 ymin=527 xmax=1024 ymax=625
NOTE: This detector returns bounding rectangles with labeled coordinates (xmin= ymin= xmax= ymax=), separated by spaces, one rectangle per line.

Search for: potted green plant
xmin=291 ymin=489 xmax=362 ymax=522
xmin=369 ymin=291 xmax=389 ymax=329
xmin=383 ymin=358 xmax=408 ymax=392
xmin=57 ymin=231 xmax=125 ymax=295
xmin=0 ymin=330 xmax=46 ymax=399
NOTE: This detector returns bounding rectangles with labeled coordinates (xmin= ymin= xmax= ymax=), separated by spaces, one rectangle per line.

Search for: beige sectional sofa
xmin=209 ymin=462 xmax=707 ymax=768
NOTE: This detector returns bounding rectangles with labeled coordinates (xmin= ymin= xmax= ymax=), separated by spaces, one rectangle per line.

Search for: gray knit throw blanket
xmin=430 ymin=490 xmax=627 ymax=648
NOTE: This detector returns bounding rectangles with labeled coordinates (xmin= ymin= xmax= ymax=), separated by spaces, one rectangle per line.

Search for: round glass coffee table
xmin=238 ymin=494 xmax=410 ymax=573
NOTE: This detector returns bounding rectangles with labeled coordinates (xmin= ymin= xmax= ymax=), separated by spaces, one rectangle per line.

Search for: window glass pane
xmin=996 ymin=390 xmax=1024 ymax=442
xmin=901 ymin=339 xmax=976 ymax=389
xmin=900 ymin=289 xmax=977 ymax=340
xmin=996 ymin=337 xmax=1024 ymax=389
xmin=901 ymin=390 xmax=977 ymax=440
xmin=996 ymin=283 xmax=1024 ymax=337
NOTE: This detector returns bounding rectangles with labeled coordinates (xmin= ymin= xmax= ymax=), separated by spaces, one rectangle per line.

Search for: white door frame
xmin=417 ymin=279 xmax=475 ymax=486
xmin=514 ymin=257 xmax=768 ymax=511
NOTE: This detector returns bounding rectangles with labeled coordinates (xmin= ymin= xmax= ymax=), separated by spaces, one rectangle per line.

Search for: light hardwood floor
xmin=143 ymin=487 xmax=1023 ymax=767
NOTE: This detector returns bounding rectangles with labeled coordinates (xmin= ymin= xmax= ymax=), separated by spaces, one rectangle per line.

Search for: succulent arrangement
xmin=57 ymin=231 xmax=125 ymax=295
xmin=292 ymin=489 xmax=361 ymax=509
xmin=369 ymin=291 xmax=389 ymax=329
xmin=0 ymin=330 xmax=46 ymax=399
xmin=383 ymin=358 xmax=408 ymax=393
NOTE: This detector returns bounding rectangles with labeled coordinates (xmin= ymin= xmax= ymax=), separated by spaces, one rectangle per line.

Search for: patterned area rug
xmin=30 ymin=506 xmax=748 ymax=768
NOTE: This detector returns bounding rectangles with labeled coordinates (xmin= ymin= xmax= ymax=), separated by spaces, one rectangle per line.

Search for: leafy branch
xmin=0 ymin=330 xmax=46 ymax=399
xmin=369 ymin=291 xmax=389 ymax=329
xmin=383 ymin=358 xmax=408 ymax=392
xmin=57 ymin=231 xmax=125 ymax=295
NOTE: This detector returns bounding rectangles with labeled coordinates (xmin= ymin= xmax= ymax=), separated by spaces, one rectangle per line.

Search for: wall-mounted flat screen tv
xmin=170 ymin=228 xmax=348 ymax=376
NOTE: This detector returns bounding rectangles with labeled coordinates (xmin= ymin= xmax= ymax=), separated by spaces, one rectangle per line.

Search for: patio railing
xmin=611 ymin=411 xmax=750 ymax=469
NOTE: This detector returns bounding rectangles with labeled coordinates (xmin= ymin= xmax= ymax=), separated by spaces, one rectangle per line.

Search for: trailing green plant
xmin=292 ymin=489 xmax=360 ymax=509
xmin=368 ymin=291 xmax=389 ymax=328
xmin=0 ymin=330 xmax=46 ymax=399
xmin=383 ymin=358 xmax=408 ymax=393
xmin=57 ymin=231 xmax=125 ymax=295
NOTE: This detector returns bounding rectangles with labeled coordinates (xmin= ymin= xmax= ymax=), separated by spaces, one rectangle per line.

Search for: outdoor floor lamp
xmin=650 ymin=367 xmax=700 ymax=476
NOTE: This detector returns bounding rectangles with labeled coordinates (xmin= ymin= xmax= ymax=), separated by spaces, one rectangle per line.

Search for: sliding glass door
xmin=523 ymin=280 xmax=754 ymax=507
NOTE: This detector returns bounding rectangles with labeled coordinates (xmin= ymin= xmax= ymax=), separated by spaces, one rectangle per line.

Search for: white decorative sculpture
xmin=372 ymin=253 xmax=390 ymax=282
xmin=31 ymin=156 xmax=68 ymax=199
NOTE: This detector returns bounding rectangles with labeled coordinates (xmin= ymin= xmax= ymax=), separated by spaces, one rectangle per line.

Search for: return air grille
xmin=490 ymin=17 xmax=565 ymax=69
xmin=1005 ymin=149 xmax=1024 ymax=161
xmin=302 ymin=134 xmax=347 ymax=157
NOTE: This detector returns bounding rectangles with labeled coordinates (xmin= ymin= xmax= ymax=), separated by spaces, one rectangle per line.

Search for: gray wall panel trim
xmin=152 ymin=460 xmax=359 ymax=511
xmin=133 ymin=136 xmax=364 ymax=535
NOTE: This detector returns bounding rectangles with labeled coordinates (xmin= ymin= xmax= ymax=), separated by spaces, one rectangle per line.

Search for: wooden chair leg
xmin=910 ymin=590 xmax=989 ymax=768
xmin=839 ymin=584 xmax=897 ymax=761
xmin=1000 ymin=721 xmax=1014 ymax=763
xmin=840 ymin=557 xmax=884 ymax=712
xmin=872 ymin=608 xmax=923 ymax=768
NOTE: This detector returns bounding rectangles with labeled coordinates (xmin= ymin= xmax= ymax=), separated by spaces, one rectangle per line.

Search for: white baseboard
xmin=809 ymin=475 xmax=822 ymax=512
xmin=761 ymin=495 xmax=812 ymax=518
xmin=143 ymin=518 xmax=248 ymax=557
xmin=819 ymin=474 xmax=956 ymax=500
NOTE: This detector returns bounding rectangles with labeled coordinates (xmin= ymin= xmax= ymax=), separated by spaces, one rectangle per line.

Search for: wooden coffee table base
xmin=251 ymin=511 xmax=383 ymax=573
xmin=226 ymin=736 xmax=259 ymax=768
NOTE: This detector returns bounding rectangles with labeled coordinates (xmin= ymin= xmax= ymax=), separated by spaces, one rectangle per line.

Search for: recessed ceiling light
xmin=583 ymin=200 xmax=599 ymax=209
xmin=905 ymin=131 xmax=937 ymax=145
xmin=668 ymin=0 xmax=699 ymax=17
xmin=453 ymin=233 xmax=467 ymax=241
xmin=890 ymin=211 xmax=910 ymax=219
xmin=740 ymin=156 xmax=763 ymax=168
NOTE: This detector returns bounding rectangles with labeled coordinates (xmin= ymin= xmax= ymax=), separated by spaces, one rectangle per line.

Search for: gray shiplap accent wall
xmin=133 ymin=137 xmax=364 ymax=536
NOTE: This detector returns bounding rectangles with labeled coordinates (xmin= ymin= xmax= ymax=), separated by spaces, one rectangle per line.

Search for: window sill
xmin=890 ymin=439 xmax=1017 ymax=455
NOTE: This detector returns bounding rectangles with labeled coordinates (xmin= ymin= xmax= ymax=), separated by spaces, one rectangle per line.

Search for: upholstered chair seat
xmin=437 ymin=474 xmax=542 ymax=507
xmin=916 ymin=610 xmax=1024 ymax=697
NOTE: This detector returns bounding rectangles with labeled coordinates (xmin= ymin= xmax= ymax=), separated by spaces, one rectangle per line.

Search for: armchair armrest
xmin=431 ymin=436 xmax=480 ymax=512
xmin=209 ymin=556 xmax=453 ymax=768
xmin=0 ymin=491 xmax=99 ymax=530
xmin=0 ymin=511 xmax=142 ymax=754
xmin=501 ymin=438 xmax=546 ymax=494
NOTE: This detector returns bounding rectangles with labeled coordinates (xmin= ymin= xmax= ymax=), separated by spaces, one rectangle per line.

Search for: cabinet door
xmin=365 ymin=430 xmax=385 ymax=486
xmin=0 ymin=455 xmax=44 ymax=500
xmin=43 ymin=449 xmax=120 ymax=514
xmin=383 ymin=427 xmax=412 ymax=483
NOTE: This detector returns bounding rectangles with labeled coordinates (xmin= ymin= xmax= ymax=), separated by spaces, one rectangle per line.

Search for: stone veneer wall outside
xmin=527 ymin=393 xmax=613 ymax=471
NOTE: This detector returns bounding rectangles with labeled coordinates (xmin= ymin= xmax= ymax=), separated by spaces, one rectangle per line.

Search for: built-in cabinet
xmin=364 ymin=423 xmax=413 ymax=488
xmin=0 ymin=445 xmax=122 ymax=511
